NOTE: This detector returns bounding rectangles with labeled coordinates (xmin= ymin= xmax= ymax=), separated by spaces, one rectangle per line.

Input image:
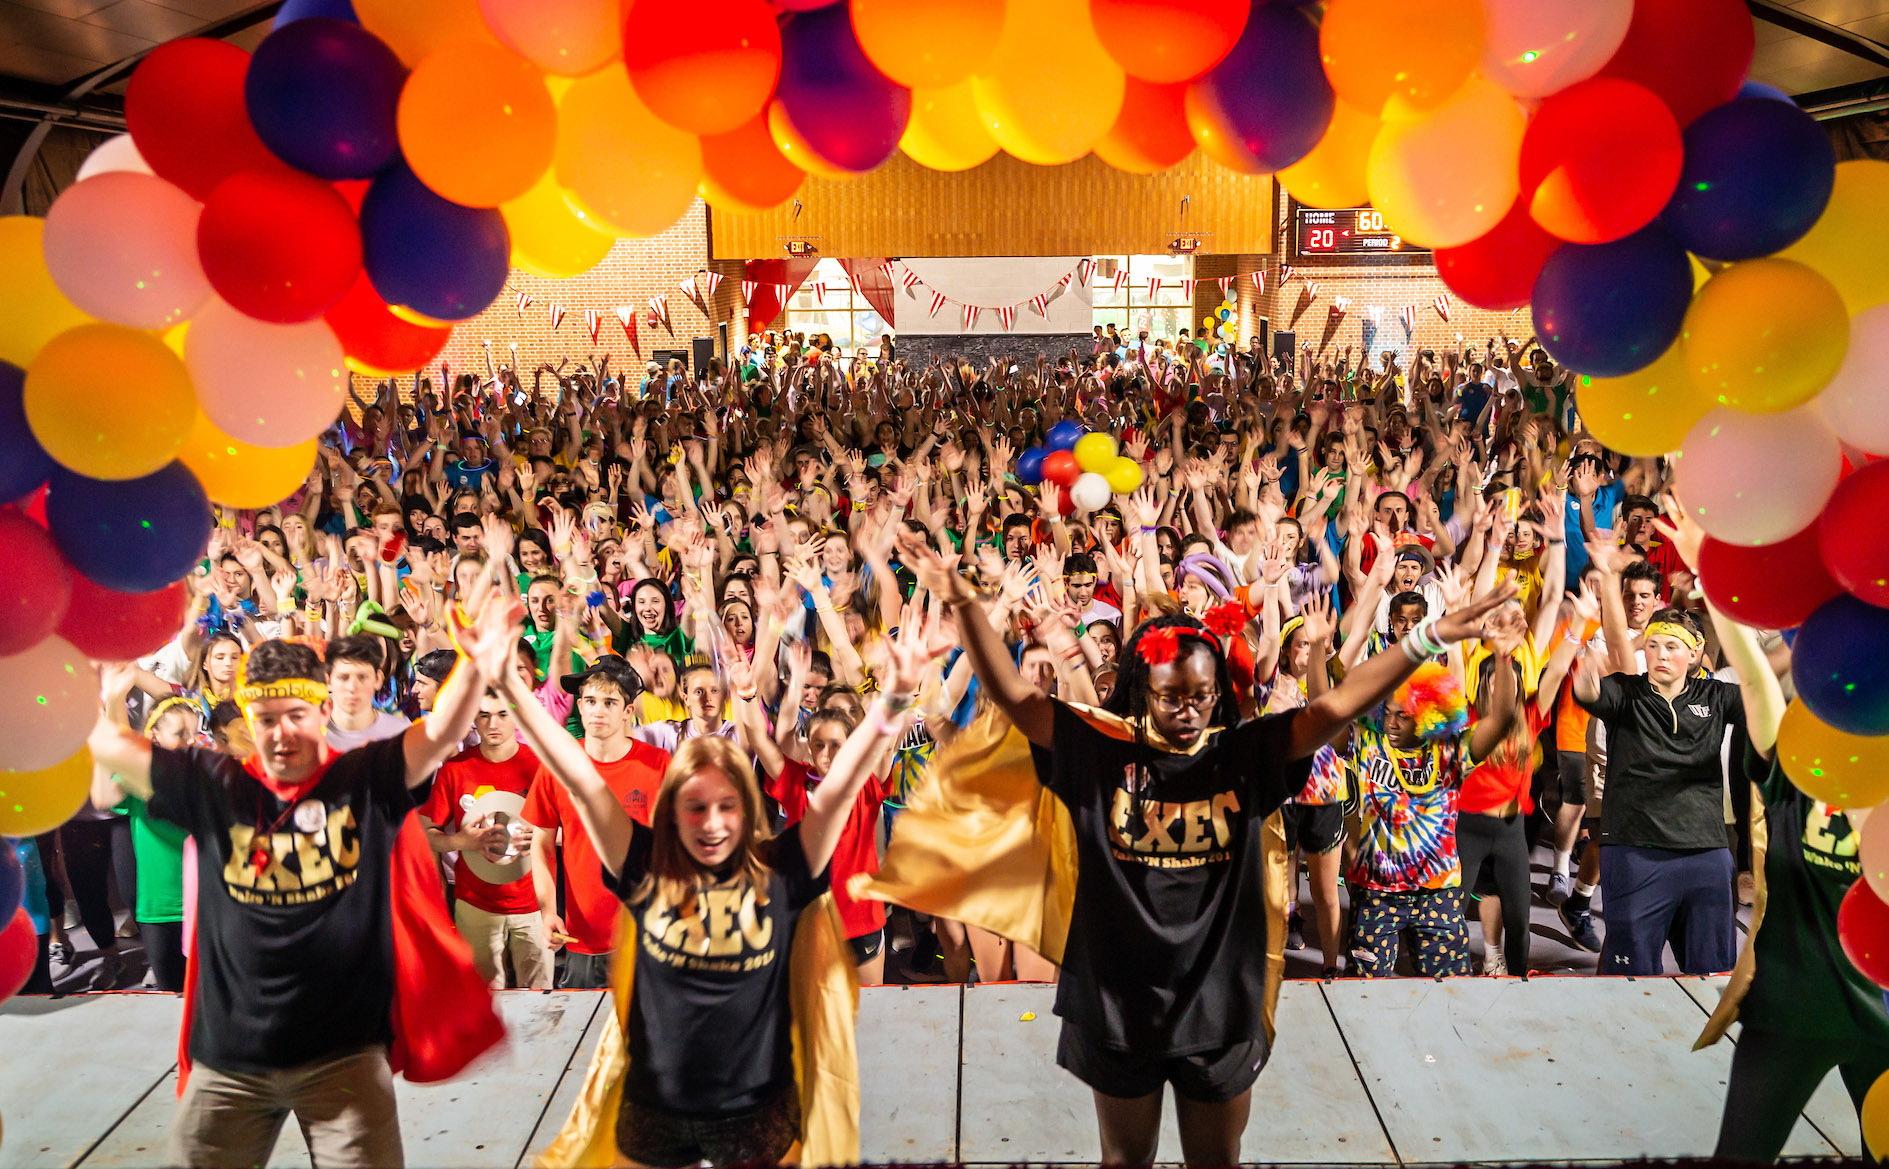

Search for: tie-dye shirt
xmin=1348 ymin=724 xmax=1468 ymax=892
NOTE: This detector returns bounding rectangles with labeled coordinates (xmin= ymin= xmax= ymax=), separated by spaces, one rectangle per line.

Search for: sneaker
xmin=1544 ymin=872 xmax=1573 ymax=907
xmin=1559 ymin=903 xmax=1602 ymax=953
xmin=1286 ymin=914 xmax=1305 ymax=951
xmin=48 ymin=939 xmax=72 ymax=969
xmin=1737 ymin=871 xmax=1756 ymax=907
xmin=91 ymin=951 xmax=123 ymax=992
xmin=1482 ymin=948 xmax=1507 ymax=977
xmin=1320 ymin=966 xmax=1340 ymax=981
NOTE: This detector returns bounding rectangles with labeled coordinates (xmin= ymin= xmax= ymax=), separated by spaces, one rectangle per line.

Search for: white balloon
xmin=1674 ymin=405 xmax=1840 ymax=546
xmin=1071 ymin=471 xmax=1112 ymax=513
xmin=0 ymin=637 xmax=98 ymax=773
xmin=1479 ymin=0 xmax=1633 ymax=99
xmin=42 ymin=172 xmax=209 ymax=329
xmin=1862 ymin=806 xmax=1889 ymax=907
xmin=1817 ymin=302 xmax=1889 ymax=456
xmin=185 ymin=298 xmax=347 ymax=448
xmin=75 ymin=133 xmax=153 ymax=182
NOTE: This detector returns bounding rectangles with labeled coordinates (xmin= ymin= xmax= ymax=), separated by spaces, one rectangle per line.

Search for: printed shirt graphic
xmin=1349 ymin=724 xmax=1468 ymax=892
xmin=421 ymin=744 xmax=543 ymax=916
xmin=604 ymin=822 xmax=828 ymax=1117
xmin=146 ymin=737 xmax=412 ymax=1072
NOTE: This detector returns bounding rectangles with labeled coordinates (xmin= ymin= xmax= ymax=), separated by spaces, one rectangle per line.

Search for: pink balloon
xmin=1862 ymin=808 xmax=1889 ymax=906
xmin=42 ymin=172 xmax=209 ymax=329
xmin=477 ymin=0 xmax=619 ymax=75
xmin=184 ymin=298 xmax=347 ymax=447
xmin=0 ymin=636 xmax=96 ymax=772
xmin=75 ymin=133 xmax=153 ymax=182
xmin=1676 ymin=405 xmax=1841 ymax=545
xmin=1480 ymin=0 xmax=1633 ymax=98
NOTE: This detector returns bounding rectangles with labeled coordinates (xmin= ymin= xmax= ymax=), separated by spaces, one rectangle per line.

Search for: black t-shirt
xmin=1578 ymin=673 xmax=1744 ymax=851
xmin=1032 ymin=701 xmax=1310 ymax=1058
xmin=604 ymin=821 xmax=827 ymax=1117
xmin=148 ymin=737 xmax=413 ymax=1073
xmin=1740 ymin=747 xmax=1889 ymax=1046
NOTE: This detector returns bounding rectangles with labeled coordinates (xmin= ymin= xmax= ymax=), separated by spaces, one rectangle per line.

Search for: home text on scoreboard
xmin=1287 ymin=202 xmax=1433 ymax=267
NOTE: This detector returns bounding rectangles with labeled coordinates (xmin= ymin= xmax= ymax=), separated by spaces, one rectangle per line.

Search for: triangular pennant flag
xmin=547 ymin=303 xmax=565 ymax=331
xmin=1251 ymin=270 xmax=1265 ymax=296
xmin=879 ymin=259 xmax=895 ymax=280
xmin=649 ymin=295 xmax=671 ymax=334
xmin=1112 ymin=269 xmax=1128 ymax=293
xmin=585 ymin=308 xmax=601 ymax=345
xmin=701 ymin=271 xmax=723 ymax=298
xmin=1279 ymin=265 xmax=1295 ymax=285
xmin=1302 ymin=281 xmax=1320 ymax=303
xmin=1217 ymin=276 xmax=1233 ymax=297
xmin=514 ymin=291 xmax=532 ymax=315
xmin=997 ymin=304 xmax=1016 ymax=331
xmin=1077 ymin=258 xmax=1096 ymax=286
xmin=1147 ymin=277 xmax=1162 ymax=300
xmin=1401 ymin=305 xmax=1417 ymax=333
xmin=1433 ymin=294 xmax=1452 ymax=322
xmin=742 ymin=279 xmax=758 ymax=306
xmin=929 ymin=290 xmax=948 ymax=317
xmin=900 ymin=267 xmax=921 ymax=290
xmin=1058 ymin=273 xmax=1071 ymax=287
xmin=1367 ymin=305 xmax=1382 ymax=326
xmin=1329 ymin=294 xmax=1350 ymax=318
xmin=962 ymin=303 xmax=981 ymax=331
xmin=679 ymin=274 xmax=698 ymax=303
xmin=1028 ymin=293 xmax=1048 ymax=318
xmin=813 ymin=282 xmax=825 ymax=306
xmin=1180 ymin=278 xmax=1196 ymax=301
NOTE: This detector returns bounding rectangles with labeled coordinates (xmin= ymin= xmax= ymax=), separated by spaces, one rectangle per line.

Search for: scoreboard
xmin=1288 ymin=203 xmax=1431 ymax=266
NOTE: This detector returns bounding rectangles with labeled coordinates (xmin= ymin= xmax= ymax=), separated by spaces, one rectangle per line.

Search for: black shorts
xmin=1056 ymin=1022 xmax=1268 ymax=1103
xmin=848 ymin=928 xmax=884 ymax=964
xmin=1281 ymin=802 xmax=1345 ymax=855
xmin=617 ymin=1086 xmax=800 ymax=1168
xmin=1555 ymin=751 xmax=1589 ymax=807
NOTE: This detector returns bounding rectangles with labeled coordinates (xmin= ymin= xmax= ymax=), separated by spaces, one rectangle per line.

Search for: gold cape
xmin=853 ymin=706 xmax=1292 ymax=1045
xmin=534 ymin=895 xmax=861 ymax=1168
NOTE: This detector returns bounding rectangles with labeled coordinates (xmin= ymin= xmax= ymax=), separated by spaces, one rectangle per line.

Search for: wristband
xmin=735 ymin=686 xmax=759 ymax=701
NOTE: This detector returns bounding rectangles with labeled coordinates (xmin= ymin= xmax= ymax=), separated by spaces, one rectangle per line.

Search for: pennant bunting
xmin=962 ymin=303 xmax=981 ymax=331
xmin=615 ymin=305 xmax=641 ymax=354
xmin=1432 ymin=294 xmax=1451 ymax=322
xmin=585 ymin=308 xmax=601 ymax=345
xmin=879 ymin=259 xmax=895 ymax=280
xmin=997 ymin=304 xmax=1016 ymax=330
xmin=1329 ymin=295 xmax=1350 ymax=318
xmin=1217 ymin=276 xmax=1233 ymax=297
xmin=1147 ymin=277 xmax=1161 ymax=300
xmin=514 ymin=291 xmax=532 ymax=315
xmin=1401 ymin=305 xmax=1417 ymax=333
xmin=900 ymin=267 xmax=921 ymax=290
xmin=929 ymin=290 xmax=948 ymax=317
xmin=741 ymin=279 xmax=758 ymax=306
xmin=648 ymin=296 xmax=671 ymax=334
xmin=1302 ymin=281 xmax=1320 ymax=303
xmin=1279 ymin=265 xmax=1295 ymax=285
xmin=813 ymin=282 xmax=825 ymax=306
xmin=547 ymin=302 xmax=565 ymax=331
xmin=1180 ymin=278 xmax=1196 ymax=301
xmin=1251 ymin=270 xmax=1265 ymax=297
xmin=1367 ymin=305 xmax=1382 ymax=326
xmin=1112 ymin=269 xmax=1128 ymax=293
xmin=1078 ymin=258 xmax=1096 ymax=286
xmin=1057 ymin=273 xmax=1071 ymax=287
xmin=678 ymin=274 xmax=698 ymax=304
xmin=1028 ymin=293 xmax=1048 ymax=318
xmin=701 ymin=271 xmax=723 ymax=298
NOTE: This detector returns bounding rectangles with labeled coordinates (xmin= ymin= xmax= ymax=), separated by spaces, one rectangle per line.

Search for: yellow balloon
xmin=502 ymin=171 xmax=615 ymax=278
xmin=1278 ymin=100 xmax=1377 ymax=210
xmin=177 ymin=412 xmax=318 ymax=509
xmin=1074 ymin=431 xmax=1118 ymax=472
xmin=1690 ymin=254 xmax=1714 ymax=293
xmin=1683 ymin=258 xmax=1848 ymax=414
xmin=1864 ymin=1070 xmax=1889 ymax=1160
xmin=0 ymin=746 xmax=92 ymax=838
xmin=1776 ymin=700 xmax=1889 ymax=809
xmin=1574 ymin=340 xmax=1712 ymax=458
xmin=0 ymin=217 xmax=92 ymax=368
xmin=555 ymin=69 xmax=702 ymax=238
xmin=1366 ymin=78 xmax=1524 ymax=249
xmin=354 ymin=0 xmax=499 ymax=66
xmin=1779 ymin=159 xmax=1889 ymax=316
xmin=901 ymin=80 xmax=1000 ymax=172
xmin=161 ymin=321 xmax=188 ymax=358
xmin=1103 ymin=455 xmax=1143 ymax=494
xmin=388 ymin=304 xmax=456 ymax=329
xmin=972 ymin=0 xmax=1126 ymax=166
xmin=25 ymin=323 xmax=194 ymax=480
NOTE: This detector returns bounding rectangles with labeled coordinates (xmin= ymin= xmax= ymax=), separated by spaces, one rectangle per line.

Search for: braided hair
xmin=1105 ymin=612 xmax=1242 ymax=731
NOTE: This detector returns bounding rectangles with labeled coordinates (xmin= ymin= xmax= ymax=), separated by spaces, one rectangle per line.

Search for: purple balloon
xmin=274 ymin=0 xmax=358 ymax=26
xmin=361 ymin=160 xmax=510 ymax=323
xmin=1183 ymin=4 xmax=1331 ymax=173
xmin=247 ymin=17 xmax=405 ymax=180
xmin=1532 ymin=224 xmax=1691 ymax=377
xmin=45 ymin=463 xmax=212 ymax=594
xmin=0 ymin=361 xmax=57 ymax=504
xmin=773 ymin=4 xmax=909 ymax=173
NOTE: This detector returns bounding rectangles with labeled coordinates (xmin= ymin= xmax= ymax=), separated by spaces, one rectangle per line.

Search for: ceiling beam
xmin=1748 ymin=0 xmax=1889 ymax=69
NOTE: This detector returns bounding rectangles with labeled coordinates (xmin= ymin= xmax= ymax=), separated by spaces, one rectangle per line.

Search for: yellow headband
xmin=236 ymin=678 xmax=330 ymax=717
xmin=1645 ymin=620 xmax=1704 ymax=652
xmin=145 ymin=695 xmax=202 ymax=740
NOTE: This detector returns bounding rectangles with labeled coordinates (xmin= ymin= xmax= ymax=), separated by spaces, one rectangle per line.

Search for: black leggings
xmin=1716 ymin=1023 xmax=1889 ymax=1161
xmin=1457 ymin=810 xmax=1532 ymax=975
xmin=58 ymin=818 xmax=123 ymax=951
xmin=142 ymin=921 xmax=187 ymax=992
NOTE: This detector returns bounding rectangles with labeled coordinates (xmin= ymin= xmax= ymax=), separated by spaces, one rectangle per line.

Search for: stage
xmin=0 ymin=977 xmax=1860 ymax=1167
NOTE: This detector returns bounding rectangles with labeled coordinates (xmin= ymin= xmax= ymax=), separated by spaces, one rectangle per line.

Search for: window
xmin=784 ymin=258 xmax=892 ymax=358
xmin=1090 ymin=254 xmax=1196 ymax=347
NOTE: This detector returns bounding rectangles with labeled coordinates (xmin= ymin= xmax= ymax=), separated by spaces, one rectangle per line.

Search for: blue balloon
xmin=1016 ymin=447 xmax=1049 ymax=486
xmin=1531 ymin=225 xmax=1692 ymax=377
xmin=1781 ymin=627 xmax=1799 ymax=647
xmin=247 ymin=18 xmax=404 ymax=180
xmin=0 ymin=362 xmax=56 ymax=504
xmin=1737 ymin=81 xmax=1793 ymax=104
xmin=1183 ymin=4 xmax=1332 ymax=173
xmin=274 ymin=0 xmax=358 ymax=27
xmin=1792 ymin=594 xmax=1889 ymax=736
xmin=46 ymin=464 xmax=212 ymax=594
xmin=360 ymin=161 xmax=510 ymax=322
xmin=1046 ymin=420 xmax=1086 ymax=452
xmin=0 ymin=838 xmax=19 ymax=928
xmin=1662 ymin=98 xmax=1835 ymax=261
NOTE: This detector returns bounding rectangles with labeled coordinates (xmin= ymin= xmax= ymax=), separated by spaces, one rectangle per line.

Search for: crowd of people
xmin=8 ymin=327 xmax=1861 ymax=1166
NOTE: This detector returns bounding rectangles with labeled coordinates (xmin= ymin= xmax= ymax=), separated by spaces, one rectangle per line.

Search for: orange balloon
xmin=556 ymin=69 xmax=702 ymax=237
xmin=502 ymin=171 xmax=615 ymax=278
xmin=177 ymin=412 xmax=318 ymax=509
xmin=1278 ymin=100 xmax=1376 ymax=209
xmin=851 ymin=0 xmax=1004 ymax=89
xmin=972 ymin=0 xmax=1125 ymax=166
xmin=624 ymin=0 xmax=782 ymax=135
xmin=1093 ymin=78 xmax=1196 ymax=173
xmin=1091 ymin=0 xmax=1248 ymax=84
xmin=700 ymin=114 xmax=806 ymax=214
xmin=398 ymin=43 xmax=555 ymax=207
xmin=354 ymin=0 xmax=499 ymax=65
xmin=1320 ymin=0 xmax=1485 ymax=118
xmin=901 ymin=80 xmax=1001 ymax=171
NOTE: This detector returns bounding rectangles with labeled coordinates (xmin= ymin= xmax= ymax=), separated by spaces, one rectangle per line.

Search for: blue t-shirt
xmin=1563 ymin=479 xmax=1624 ymax=580
xmin=444 ymin=459 xmax=494 ymax=492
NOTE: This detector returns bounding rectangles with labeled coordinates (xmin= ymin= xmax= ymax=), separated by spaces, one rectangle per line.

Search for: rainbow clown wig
xmin=1391 ymin=662 xmax=1469 ymax=743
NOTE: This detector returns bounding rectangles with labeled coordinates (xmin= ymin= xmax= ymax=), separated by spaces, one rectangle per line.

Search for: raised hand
xmin=1653 ymin=489 xmax=1705 ymax=572
xmin=482 ymin=513 xmax=515 ymax=562
xmin=1434 ymin=581 xmax=1522 ymax=645
xmin=1300 ymin=590 xmax=1336 ymax=644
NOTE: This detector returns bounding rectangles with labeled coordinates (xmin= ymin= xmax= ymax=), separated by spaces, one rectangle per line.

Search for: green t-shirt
xmin=1739 ymin=748 xmax=1889 ymax=1047
xmin=525 ymin=626 xmax=558 ymax=676
xmin=113 ymin=792 xmax=188 ymax=924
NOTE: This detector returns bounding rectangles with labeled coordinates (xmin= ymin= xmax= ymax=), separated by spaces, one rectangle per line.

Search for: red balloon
xmin=199 ymin=170 xmax=362 ymax=323
xmin=1819 ymin=459 xmax=1889 ymax=609
xmin=1596 ymin=0 xmax=1752 ymax=129
xmin=0 ymin=509 xmax=72 ymax=657
xmin=1519 ymin=79 xmax=1681 ymax=245
xmin=1435 ymin=201 xmax=1563 ymax=311
xmin=1699 ymin=526 xmax=1842 ymax=630
xmin=56 ymin=577 xmax=188 ymax=661
xmin=125 ymin=39 xmax=289 ymax=202
xmin=1043 ymin=449 xmax=1081 ymax=487
xmin=0 ymin=907 xmax=33 ymax=1003
xmin=1094 ymin=78 xmax=1198 ymax=174
xmin=325 ymin=271 xmax=452 ymax=375
xmin=1056 ymin=484 xmax=1077 ymax=517
xmin=1840 ymin=878 xmax=1889 ymax=990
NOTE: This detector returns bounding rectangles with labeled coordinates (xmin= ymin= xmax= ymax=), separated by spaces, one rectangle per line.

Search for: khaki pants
xmin=454 ymin=900 xmax=553 ymax=990
xmin=170 ymin=1046 xmax=402 ymax=1169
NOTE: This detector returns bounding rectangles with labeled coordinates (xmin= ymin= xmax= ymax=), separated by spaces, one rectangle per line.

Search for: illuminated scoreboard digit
xmin=1288 ymin=203 xmax=1432 ymax=266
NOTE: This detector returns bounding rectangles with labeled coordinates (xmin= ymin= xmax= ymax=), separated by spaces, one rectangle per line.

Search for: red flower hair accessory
xmin=1137 ymin=627 xmax=1182 ymax=666
xmin=1202 ymin=602 xmax=1246 ymax=640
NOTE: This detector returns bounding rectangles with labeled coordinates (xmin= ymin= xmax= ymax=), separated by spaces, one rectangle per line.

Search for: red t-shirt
xmin=519 ymin=739 xmax=671 ymax=955
xmin=421 ymin=745 xmax=544 ymax=916
xmin=1459 ymin=705 xmax=1549 ymax=817
xmin=764 ymin=758 xmax=887 ymax=940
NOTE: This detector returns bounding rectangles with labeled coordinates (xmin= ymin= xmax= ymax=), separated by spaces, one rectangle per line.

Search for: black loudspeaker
xmin=691 ymin=336 xmax=715 ymax=372
xmin=650 ymin=348 xmax=688 ymax=371
xmin=1272 ymin=329 xmax=1295 ymax=363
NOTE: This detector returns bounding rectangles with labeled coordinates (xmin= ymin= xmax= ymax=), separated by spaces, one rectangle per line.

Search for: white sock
xmin=1553 ymin=850 xmax=1572 ymax=877
xmin=1574 ymin=880 xmax=1598 ymax=898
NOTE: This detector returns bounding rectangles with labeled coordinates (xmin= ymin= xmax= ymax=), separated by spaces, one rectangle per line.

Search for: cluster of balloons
xmin=1198 ymin=297 xmax=1238 ymax=348
xmin=1016 ymin=421 xmax=1143 ymax=515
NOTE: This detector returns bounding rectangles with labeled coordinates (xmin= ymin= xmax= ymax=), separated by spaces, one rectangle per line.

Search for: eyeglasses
xmin=1148 ymin=689 xmax=1219 ymax=715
